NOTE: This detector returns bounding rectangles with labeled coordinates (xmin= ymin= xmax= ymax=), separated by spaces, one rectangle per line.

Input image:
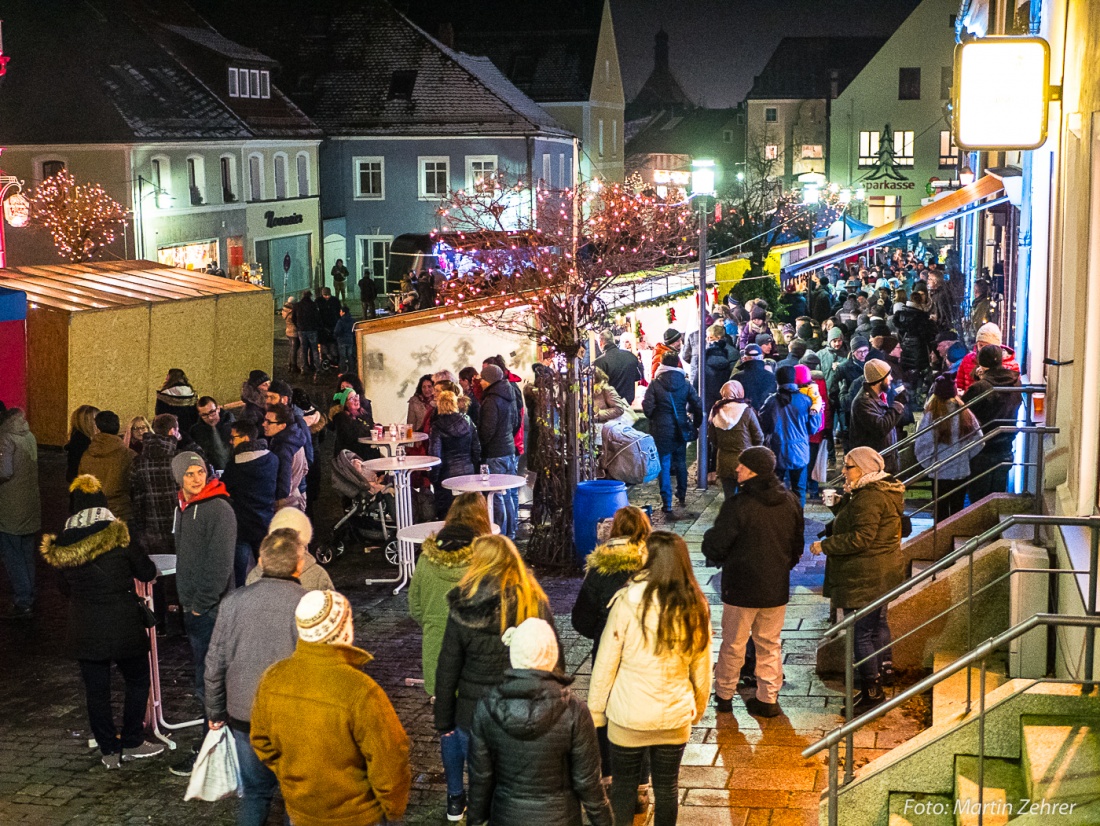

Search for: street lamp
xmin=838 ymin=187 xmax=866 ymax=241
xmin=691 ymin=159 xmax=716 ymax=490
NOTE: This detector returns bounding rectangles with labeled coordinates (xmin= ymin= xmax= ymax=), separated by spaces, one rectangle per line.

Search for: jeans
xmin=0 ymin=532 xmax=36 ymax=610
xmin=657 ymin=443 xmax=688 ymax=507
xmin=184 ymin=609 xmax=218 ymax=721
xmin=232 ymin=727 xmax=280 ymax=826
xmin=338 ymin=340 xmax=355 ymax=375
xmin=440 ymin=727 xmax=470 ymax=796
xmin=234 ymin=540 xmax=258 ymax=588
xmin=609 ymin=742 xmax=685 ymax=826
xmin=78 ymin=655 xmax=150 ymax=755
xmin=286 ymin=335 xmax=300 ymax=372
xmin=852 ymin=604 xmax=892 ymax=684
xmin=297 ymin=330 xmax=319 ymax=372
xmin=333 ymin=281 xmax=346 ymax=302
xmin=779 ymin=464 xmax=807 ymax=507
xmin=486 ymin=455 xmax=519 ymax=538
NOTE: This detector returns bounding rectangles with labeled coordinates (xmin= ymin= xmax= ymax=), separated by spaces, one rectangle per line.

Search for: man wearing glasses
xmin=262 ymin=405 xmax=308 ymax=512
xmin=190 ymin=397 xmax=235 ymax=472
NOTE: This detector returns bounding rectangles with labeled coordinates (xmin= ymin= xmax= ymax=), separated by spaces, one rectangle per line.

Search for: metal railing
xmin=806 ymin=613 xmax=1100 ymax=826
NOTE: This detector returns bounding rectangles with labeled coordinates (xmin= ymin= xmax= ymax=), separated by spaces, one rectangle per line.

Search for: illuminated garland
xmin=29 ymin=170 xmax=129 ymax=262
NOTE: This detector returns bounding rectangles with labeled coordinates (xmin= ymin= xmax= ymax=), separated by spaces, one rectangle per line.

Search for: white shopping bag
xmin=811 ymin=442 xmax=830 ymax=484
xmin=184 ymin=726 xmax=242 ymax=801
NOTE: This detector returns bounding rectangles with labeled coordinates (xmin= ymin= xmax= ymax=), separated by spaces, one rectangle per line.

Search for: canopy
xmin=784 ymin=175 xmax=1007 ymax=277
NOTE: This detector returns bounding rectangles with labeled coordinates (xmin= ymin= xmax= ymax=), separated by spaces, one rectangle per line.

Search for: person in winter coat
xmin=962 ymin=344 xmax=1023 ymax=502
xmin=65 ymin=405 xmax=100 ymax=483
xmin=702 ymin=447 xmax=803 ymax=718
xmin=893 ymin=298 xmax=937 ymax=378
xmin=281 ymin=295 xmax=300 ymax=373
xmin=408 ymin=375 xmax=436 ymax=433
xmin=835 ymin=336 xmax=871 ymax=418
xmin=483 ymin=355 xmax=526 ymax=463
xmin=702 ymin=323 xmax=734 ymax=417
xmin=817 ymin=327 xmax=849 ymax=393
xmin=915 ymin=376 xmax=984 ymax=519
xmin=709 ymin=380 xmax=765 ymax=499
xmin=244 ymin=507 xmax=333 ymax=590
xmin=434 ymin=535 xmax=558 ymax=822
xmin=759 ymin=366 xmax=823 ymax=506
xmin=123 ymin=416 xmax=150 ymax=455
xmin=410 ymin=494 xmax=491 ymax=697
xmin=129 ymin=414 xmax=180 ymax=555
xmin=188 ymin=397 xmax=235 ymax=473
xmin=334 ymin=305 xmax=357 ymax=374
xmin=571 ymin=505 xmax=650 ymax=778
xmin=730 ymin=344 xmax=778 ymax=413
xmin=593 ymin=330 xmax=644 ymax=404
xmin=155 ymin=368 xmax=199 ymax=434
xmin=478 ymin=365 xmax=520 ymax=537
xmin=811 ymin=447 xmax=906 ymax=714
xmin=955 ymin=323 xmax=1020 ymax=393
xmin=797 ymin=360 xmax=830 ymax=498
xmin=40 ymin=475 xmax=164 ymax=768
xmin=642 ymin=351 xmax=703 ymax=513
xmin=592 ymin=368 xmax=633 ymax=447
xmin=849 ymin=359 xmax=908 ymax=474
xmin=0 ymin=407 xmax=41 ymax=619
xmin=809 ymin=277 xmax=835 ymax=323
xmin=330 ymin=388 xmax=377 ymax=461
xmin=927 ymin=271 xmax=957 ymax=333
xmin=588 ymin=532 xmax=711 ymax=826
xmin=429 ymin=391 xmax=483 ymax=518
xmin=78 ymin=410 xmax=135 ymax=521
xmin=261 ymin=404 xmax=308 ymax=512
xmin=738 ymin=303 xmax=770 ymax=349
xmin=651 ymin=328 xmax=684 ymax=377
xmin=294 ymin=290 xmax=323 ymax=373
xmin=468 ymin=617 xmax=611 ymax=826
xmin=221 ymin=420 xmax=279 ymax=587
xmin=251 ymin=590 xmax=411 ymax=826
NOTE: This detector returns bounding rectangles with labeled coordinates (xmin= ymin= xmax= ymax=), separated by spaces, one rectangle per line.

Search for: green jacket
xmin=409 ymin=535 xmax=472 ymax=696
xmin=821 ymin=476 xmax=906 ymax=610
xmin=0 ymin=411 xmax=40 ymax=535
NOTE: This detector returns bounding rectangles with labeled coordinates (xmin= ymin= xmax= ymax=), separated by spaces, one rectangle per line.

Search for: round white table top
xmin=361 ymin=455 xmax=440 ymax=473
xmin=358 ymin=432 xmax=429 ymax=446
xmin=149 ymin=554 xmax=177 ymax=576
xmin=397 ymin=521 xmax=500 ymax=542
xmin=443 ymin=473 xmax=527 ymax=493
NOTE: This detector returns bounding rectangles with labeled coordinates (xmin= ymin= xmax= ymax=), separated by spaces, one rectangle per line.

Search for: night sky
xmin=612 ymin=0 xmax=923 ymax=106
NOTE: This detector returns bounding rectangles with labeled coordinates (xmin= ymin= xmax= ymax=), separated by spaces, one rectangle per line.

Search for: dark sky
xmin=612 ymin=0 xmax=923 ymax=107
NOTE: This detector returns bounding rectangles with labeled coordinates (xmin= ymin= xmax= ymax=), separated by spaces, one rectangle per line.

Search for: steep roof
xmin=625 ymin=30 xmax=694 ymax=121
xmin=626 ymin=107 xmax=745 ymax=160
xmin=746 ymin=37 xmax=887 ymax=101
xmin=161 ymin=24 xmax=277 ymax=66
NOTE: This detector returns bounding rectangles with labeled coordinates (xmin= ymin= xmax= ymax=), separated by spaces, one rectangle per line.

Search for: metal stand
xmin=365 ymin=468 xmax=417 ymax=594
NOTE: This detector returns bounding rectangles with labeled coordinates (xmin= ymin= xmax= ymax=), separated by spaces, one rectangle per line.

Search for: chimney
xmin=437 ymin=22 xmax=455 ymax=49
xmin=654 ymin=29 xmax=669 ymax=71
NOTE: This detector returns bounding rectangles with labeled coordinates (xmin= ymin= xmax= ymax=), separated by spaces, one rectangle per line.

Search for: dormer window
xmin=388 ymin=70 xmax=417 ymax=101
xmin=228 ymin=67 xmax=270 ymax=99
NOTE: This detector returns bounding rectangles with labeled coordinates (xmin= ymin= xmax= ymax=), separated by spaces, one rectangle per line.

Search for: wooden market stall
xmin=0 ymin=260 xmax=272 ymax=445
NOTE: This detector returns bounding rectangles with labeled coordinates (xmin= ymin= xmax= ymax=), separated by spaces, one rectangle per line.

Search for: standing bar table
xmin=360 ymin=454 xmax=440 ymax=593
xmin=442 ymin=474 xmax=527 ymax=532
xmin=137 ymin=554 xmax=203 ymax=749
xmin=358 ymin=431 xmax=428 ymax=457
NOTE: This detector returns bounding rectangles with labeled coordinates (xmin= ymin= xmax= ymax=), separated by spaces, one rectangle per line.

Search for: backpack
xmin=600 ymin=420 xmax=660 ymax=485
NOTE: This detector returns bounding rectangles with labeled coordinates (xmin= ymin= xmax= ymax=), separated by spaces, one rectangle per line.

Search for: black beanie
xmin=978 ymin=344 xmax=1004 ymax=369
xmin=775 ymin=365 xmax=796 ymax=385
xmin=739 ymin=446 xmax=777 ymax=477
xmin=248 ymin=369 xmax=271 ymax=388
xmin=69 ymin=474 xmax=110 ymax=515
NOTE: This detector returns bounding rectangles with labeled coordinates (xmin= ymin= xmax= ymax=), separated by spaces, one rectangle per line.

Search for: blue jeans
xmin=440 ymin=727 xmax=470 ymax=796
xmin=184 ymin=609 xmax=218 ymax=720
xmin=657 ymin=443 xmax=688 ymax=507
xmin=779 ymin=464 xmax=807 ymax=507
xmin=486 ymin=455 xmax=519 ymax=538
xmin=338 ymin=340 xmax=355 ymax=374
xmin=297 ymin=331 xmax=319 ymax=371
xmin=231 ymin=727 xmax=282 ymax=826
xmin=853 ymin=604 xmax=892 ymax=684
xmin=0 ymin=532 xmax=36 ymax=611
xmin=234 ymin=540 xmax=258 ymax=588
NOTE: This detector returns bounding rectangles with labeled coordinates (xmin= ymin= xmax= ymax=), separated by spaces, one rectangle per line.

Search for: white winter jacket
xmin=588 ymin=579 xmax=712 ymax=731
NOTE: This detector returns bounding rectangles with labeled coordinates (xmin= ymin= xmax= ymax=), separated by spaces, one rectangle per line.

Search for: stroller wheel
xmin=384 ymin=540 xmax=398 ymax=565
xmin=315 ymin=545 xmax=334 ymax=565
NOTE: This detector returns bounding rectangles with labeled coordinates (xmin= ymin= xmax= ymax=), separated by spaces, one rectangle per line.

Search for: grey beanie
xmin=171 ymin=452 xmax=206 ymax=486
xmin=480 ymin=364 xmax=504 ymax=384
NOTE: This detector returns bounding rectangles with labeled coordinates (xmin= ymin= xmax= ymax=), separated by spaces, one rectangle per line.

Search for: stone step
xmin=953 ymin=755 xmax=1026 ymax=826
xmin=1020 ymin=714 xmax=1100 ymax=803
xmin=932 ymin=651 xmax=1006 ymax=725
xmin=911 ymin=559 xmax=934 ymax=578
xmin=887 ymin=791 xmax=954 ymax=825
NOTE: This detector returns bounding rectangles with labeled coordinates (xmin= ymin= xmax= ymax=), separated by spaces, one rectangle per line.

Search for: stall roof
xmin=0 ymin=261 xmax=266 ymax=312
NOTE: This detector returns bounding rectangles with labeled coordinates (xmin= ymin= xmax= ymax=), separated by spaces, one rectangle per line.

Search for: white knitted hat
xmin=269 ymin=507 xmax=313 ymax=545
xmin=295 ymin=590 xmax=354 ymax=645
xmin=502 ymin=617 xmax=558 ymax=671
xmin=976 ymin=322 xmax=1002 ymax=347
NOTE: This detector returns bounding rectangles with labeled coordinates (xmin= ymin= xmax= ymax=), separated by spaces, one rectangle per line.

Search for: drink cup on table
xmin=480 ymin=464 xmax=490 ymax=482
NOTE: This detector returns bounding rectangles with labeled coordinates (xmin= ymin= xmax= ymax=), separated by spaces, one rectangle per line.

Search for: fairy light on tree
xmin=29 ymin=169 xmax=129 ymax=263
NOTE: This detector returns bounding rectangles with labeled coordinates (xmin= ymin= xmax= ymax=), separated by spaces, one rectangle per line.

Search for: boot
xmin=880 ymin=661 xmax=896 ymax=687
xmin=853 ymin=677 xmax=885 ymax=716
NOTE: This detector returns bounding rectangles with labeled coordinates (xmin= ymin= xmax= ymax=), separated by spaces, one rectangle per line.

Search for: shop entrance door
xmin=256 ymin=233 xmax=312 ymax=305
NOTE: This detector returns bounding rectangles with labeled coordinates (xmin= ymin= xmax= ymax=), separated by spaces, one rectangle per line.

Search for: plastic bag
xmin=184 ymin=726 xmax=242 ymax=802
xmin=811 ymin=442 xmax=830 ymax=484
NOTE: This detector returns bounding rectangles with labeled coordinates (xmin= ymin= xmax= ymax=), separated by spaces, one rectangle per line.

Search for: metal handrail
xmin=896 ymin=425 xmax=1056 ymax=486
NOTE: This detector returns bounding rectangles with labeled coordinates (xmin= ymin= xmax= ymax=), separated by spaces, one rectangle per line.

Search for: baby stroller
xmin=315 ymin=449 xmax=397 ymax=565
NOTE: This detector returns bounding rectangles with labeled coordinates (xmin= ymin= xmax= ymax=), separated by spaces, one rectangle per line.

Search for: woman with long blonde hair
xmin=588 ymin=531 xmax=711 ymax=826
xmin=433 ymin=535 xmax=557 ymax=821
xmin=65 ymin=405 xmax=100 ymax=482
xmin=123 ymin=416 xmax=151 ymax=454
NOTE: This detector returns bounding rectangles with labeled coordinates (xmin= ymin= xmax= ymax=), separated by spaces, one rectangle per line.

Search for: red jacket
xmin=506 ymin=371 xmax=525 ymax=456
xmin=955 ymin=345 xmax=1019 ymax=392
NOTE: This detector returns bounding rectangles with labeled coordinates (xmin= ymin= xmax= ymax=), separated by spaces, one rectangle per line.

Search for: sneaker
xmin=715 ymin=695 xmax=734 ymax=714
xmin=676 ymin=495 xmax=687 ymax=507
xmin=122 ymin=741 xmax=165 ymax=761
xmin=636 ymin=783 xmax=651 ymax=814
xmin=745 ymin=697 xmax=782 ymax=718
xmin=168 ymin=752 xmax=197 ymax=777
xmin=853 ymin=684 xmax=885 ymax=716
xmin=101 ymin=753 xmax=121 ymax=770
xmin=446 ymin=792 xmax=466 ymax=822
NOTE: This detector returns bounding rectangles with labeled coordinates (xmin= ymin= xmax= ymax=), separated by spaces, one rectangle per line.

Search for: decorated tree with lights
xmin=30 ymin=170 xmax=129 ymax=262
xmin=433 ymin=173 xmax=694 ymax=565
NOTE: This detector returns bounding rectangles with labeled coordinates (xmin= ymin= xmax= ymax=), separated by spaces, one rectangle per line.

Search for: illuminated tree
xmin=30 ymin=170 xmax=129 ymax=262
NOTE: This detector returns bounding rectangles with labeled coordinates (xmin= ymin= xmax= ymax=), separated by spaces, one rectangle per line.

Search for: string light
xmin=29 ymin=170 xmax=128 ymax=262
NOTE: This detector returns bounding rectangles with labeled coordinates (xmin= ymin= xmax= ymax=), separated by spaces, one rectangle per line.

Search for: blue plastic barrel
xmin=573 ymin=480 xmax=629 ymax=562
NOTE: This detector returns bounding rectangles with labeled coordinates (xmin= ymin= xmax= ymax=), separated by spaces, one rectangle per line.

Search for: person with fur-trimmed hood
xmin=41 ymin=475 xmax=165 ymax=769
xmin=238 ymin=370 xmax=271 ymax=428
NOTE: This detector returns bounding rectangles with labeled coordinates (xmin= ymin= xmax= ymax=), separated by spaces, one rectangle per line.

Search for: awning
xmin=784 ymin=175 xmax=1007 ymax=277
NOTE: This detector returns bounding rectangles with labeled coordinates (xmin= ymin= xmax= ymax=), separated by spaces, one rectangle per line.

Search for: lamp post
xmin=838 ymin=187 xmax=866 ymax=241
xmin=691 ymin=159 xmax=716 ymax=490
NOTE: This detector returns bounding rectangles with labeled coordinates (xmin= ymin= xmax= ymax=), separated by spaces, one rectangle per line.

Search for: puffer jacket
xmin=592 ymin=384 xmax=632 ymax=425
xmin=914 ymin=402 xmax=983 ymax=481
xmin=962 ymin=365 xmax=1023 ymax=453
xmin=77 ymin=433 xmax=135 ymax=521
xmin=40 ymin=519 xmax=156 ymax=661
xmin=434 ymin=582 xmax=558 ymax=732
xmin=468 ymin=670 xmax=611 ymax=826
xmin=956 ymin=345 xmax=1021 ymax=393
xmin=571 ymin=538 xmax=647 ymax=647
xmin=730 ymin=360 xmax=778 ymax=413
xmin=0 ymin=410 xmax=41 ymax=535
xmin=221 ymin=440 xmax=278 ymax=547
xmin=849 ymin=385 xmax=907 ymax=474
xmin=408 ymin=525 xmax=475 ymax=696
xmin=479 ymin=380 xmax=518 ymax=460
xmin=893 ymin=305 xmax=936 ymax=374
xmin=821 ymin=476 xmax=907 ymax=609
xmin=703 ymin=341 xmax=732 ymax=415
xmin=708 ymin=400 xmax=764 ymax=479
xmin=428 ymin=413 xmax=481 ymax=483
xmin=268 ymin=424 xmax=308 ymax=510
xmin=588 ymin=579 xmax=711 ymax=735
xmin=641 ymin=366 xmax=703 ymax=453
xmin=281 ymin=300 xmax=298 ymax=338
xmin=759 ymin=384 xmax=823 ymax=471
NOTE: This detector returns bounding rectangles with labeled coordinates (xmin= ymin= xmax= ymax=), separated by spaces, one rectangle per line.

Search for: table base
xmin=137 ymin=581 xmax=203 ymax=747
xmin=365 ymin=467 xmax=417 ymax=594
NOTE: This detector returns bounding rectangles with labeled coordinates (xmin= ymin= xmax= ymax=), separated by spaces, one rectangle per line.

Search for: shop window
xmin=157 ymin=239 xmax=219 ymax=271
xmin=273 ymin=153 xmax=288 ymax=200
xmin=186 ymin=156 xmax=205 ymax=205
xmin=296 ymin=153 xmax=310 ymax=198
xmin=764 ymin=144 xmax=779 ymax=161
xmin=418 ymin=156 xmax=449 ymax=199
xmin=354 ymin=157 xmax=384 ymax=199
xmin=939 ymin=131 xmax=959 ymax=168
xmin=801 ymin=144 xmax=823 ymax=159
xmin=466 ymin=155 xmax=498 ymax=191
xmin=868 ymin=195 xmax=901 ymax=226
xmin=220 ymin=155 xmax=237 ymax=202
xmin=248 ymin=153 xmax=264 ymax=201
xmin=898 ymin=67 xmax=921 ymax=100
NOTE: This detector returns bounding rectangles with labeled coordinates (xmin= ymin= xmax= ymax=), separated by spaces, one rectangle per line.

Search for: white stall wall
xmin=357 ymin=313 xmax=538 ymax=427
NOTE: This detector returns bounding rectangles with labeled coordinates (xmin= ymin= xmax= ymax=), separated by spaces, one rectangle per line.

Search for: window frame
xmin=273 ymin=152 xmax=289 ymax=200
xmin=296 ymin=152 xmax=310 ymax=198
xmin=764 ymin=107 xmax=778 ymax=123
xmin=353 ymin=156 xmax=385 ymax=200
xmin=39 ymin=158 xmax=67 ymax=182
xmin=418 ymin=155 xmax=450 ymax=200
xmin=259 ymin=70 xmax=271 ymax=99
xmin=940 ymin=66 xmax=953 ymax=100
xmin=228 ymin=67 xmax=239 ymax=98
xmin=764 ymin=144 xmax=779 ymax=161
xmin=598 ymin=119 xmax=605 ymax=158
xmin=801 ymin=144 xmax=824 ymax=160
xmin=465 ymin=155 xmax=498 ymax=192
xmin=939 ymin=130 xmax=959 ymax=168
xmin=542 ymin=153 xmax=552 ymax=188
xmin=248 ymin=152 xmax=264 ymax=201
xmin=250 ymin=69 xmax=261 ymax=99
xmin=186 ymin=154 xmax=206 ymax=205
xmin=239 ymin=67 xmax=250 ymax=98
xmin=220 ymin=154 xmax=238 ymax=203
xmin=356 ymin=234 xmax=395 ymax=294
xmin=894 ymin=130 xmax=915 ymax=167
xmin=150 ymin=154 xmax=171 ymax=208
xmin=898 ymin=67 xmax=921 ymax=101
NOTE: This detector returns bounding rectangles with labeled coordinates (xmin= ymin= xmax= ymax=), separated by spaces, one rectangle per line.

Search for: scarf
xmin=851 ymin=470 xmax=891 ymax=490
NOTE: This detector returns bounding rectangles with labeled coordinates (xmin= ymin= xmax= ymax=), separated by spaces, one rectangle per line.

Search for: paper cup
xmin=822 ymin=489 xmax=838 ymax=507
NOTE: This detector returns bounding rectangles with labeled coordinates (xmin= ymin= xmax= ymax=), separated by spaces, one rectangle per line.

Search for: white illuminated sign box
xmin=954 ymin=37 xmax=1050 ymax=150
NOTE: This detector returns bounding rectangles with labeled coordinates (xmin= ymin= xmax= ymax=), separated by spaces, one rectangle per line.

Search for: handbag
xmin=811 ymin=441 xmax=830 ymax=484
xmin=184 ymin=726 xmax=242 ymax=801
xmin=666 ymin=378 xmax=699 ymax=443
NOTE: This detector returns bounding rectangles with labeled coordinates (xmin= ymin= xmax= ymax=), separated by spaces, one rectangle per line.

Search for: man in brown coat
xmin=78 ymin=410 xmax=136 ymax=521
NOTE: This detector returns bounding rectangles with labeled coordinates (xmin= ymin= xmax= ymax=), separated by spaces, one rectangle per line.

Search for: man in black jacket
xmin=358 ymin=271 xmax=377 ymax=319
xmin=190 ymin=397 xmax=235 ymax=472
xmin=222 ymin=421 xmax=278 ymax=587
xmin=962 ymin=345 xmax=1022 ymax=501
xmin=295 ymin=290 xmax=322 ymax=372
xmin=730 ymin=344 xmax=777 ymax=413
xmin=849 ymin=359 xmax=907 ymax=474
xmin=477 ymin=364 xmax=518 ymax=537
xmin=702 ymin=447 xmax=803 ymax=718
xmin=642 ymin=351 xmax=703 ymax=513
xmin=593 ymin=330 xmax=643 ymax=404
